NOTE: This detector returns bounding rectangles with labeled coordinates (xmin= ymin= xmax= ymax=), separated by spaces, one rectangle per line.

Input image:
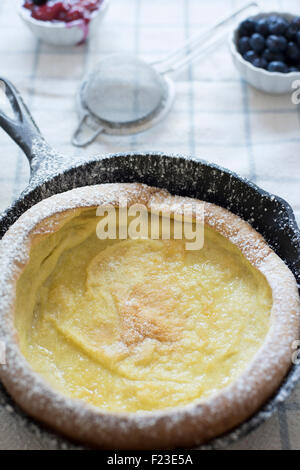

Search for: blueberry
xmin=289 ymin=17 xmax=300 ymax=38
xmin=266 ymin=35 xmax=288 ymax=52
xmin=249 ymin=33 xmax=265 ymax=52
xmin=252 ymin=58 xmax=260 ymax=68
xmin=252 ymin=57 xmax=268 ymax=69
xmin=238 ymin=36 xmax=251 ymax=54
xmin=297 ymin=31 xmax=300 ymax=46
xmin=260 ymin=57 xmax=268 ymax=69
xmin=243 ymin=50 xmax=258 ymax=64
xmin=239 ymin=19 xmax=256 ymax=37
xmin=286 ymin=26 xmax=297 ymax=41
xmin=267 ymin=61 xmax=288 ymax=73
xmin=262 ymin=48 xmax=285 ymax=62
xmin=288 ymin=65 xmax=299 ymax=72
xmin=268 ymin=16 xmax=289 ymax=35
xmin=255 ymin=18 xmax=269 ymax=36
xmin=33 ymin=0 xmax=48 ymax=4
xmin=286 ymin=41 xmax=300 ymax=61
xmin=268 ymin=15 xmax=281 ymax=23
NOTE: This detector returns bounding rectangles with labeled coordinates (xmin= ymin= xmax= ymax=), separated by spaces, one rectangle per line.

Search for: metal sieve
xmin=72 ymin=1 xmax=259 ymax=146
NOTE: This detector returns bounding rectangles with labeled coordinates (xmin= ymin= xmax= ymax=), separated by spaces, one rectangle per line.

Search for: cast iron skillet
xmin=0 ymin=77 xmax=300 ymax=449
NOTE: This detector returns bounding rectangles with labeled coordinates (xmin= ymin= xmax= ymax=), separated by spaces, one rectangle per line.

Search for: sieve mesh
xmin=83 ymin=55 xmax=167 ymax=125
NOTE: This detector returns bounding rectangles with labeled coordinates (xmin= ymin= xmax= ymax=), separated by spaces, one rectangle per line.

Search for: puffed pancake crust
xmin=0 ymin=183 xmax=299 ymax=449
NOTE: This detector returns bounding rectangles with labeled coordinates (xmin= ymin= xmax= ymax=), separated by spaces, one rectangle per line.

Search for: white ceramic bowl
xmin=230 ymin=11 xmax=300 ymax=94
xmin=18 ymin=0 xmax=109 ymax=47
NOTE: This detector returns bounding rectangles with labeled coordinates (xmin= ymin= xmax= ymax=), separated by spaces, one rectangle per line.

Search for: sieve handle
xmin=156 ymin=1 xmax=259 ymax=74
xmin=72 ymin=113 xmax=105 ymax=147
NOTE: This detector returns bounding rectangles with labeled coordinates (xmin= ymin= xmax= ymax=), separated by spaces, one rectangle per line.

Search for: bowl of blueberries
xmin=230 ymin=12 xmax=300 ymax=94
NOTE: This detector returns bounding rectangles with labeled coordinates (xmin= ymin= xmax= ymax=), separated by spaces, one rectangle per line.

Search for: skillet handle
xmin=0 ymin=77 xmax=56 ymax=176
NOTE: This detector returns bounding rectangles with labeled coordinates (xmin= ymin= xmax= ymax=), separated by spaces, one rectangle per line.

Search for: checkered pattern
xmin=0 ymin=0 xmax=299 ymax=450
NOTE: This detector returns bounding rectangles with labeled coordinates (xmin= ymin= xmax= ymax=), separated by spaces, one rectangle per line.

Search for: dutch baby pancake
xmin=0 ymin=183 xmax=299 ymax=449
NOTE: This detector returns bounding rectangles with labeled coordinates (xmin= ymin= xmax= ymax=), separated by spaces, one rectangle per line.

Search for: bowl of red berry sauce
xmin=20 ymin=0 xmax=109 ymax=46
xmin=230 ymin=12 xmax=300 ymax=94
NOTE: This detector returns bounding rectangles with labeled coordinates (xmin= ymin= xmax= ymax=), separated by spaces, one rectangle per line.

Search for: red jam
xmin=23 ymin=0 xmax=102 ymax=23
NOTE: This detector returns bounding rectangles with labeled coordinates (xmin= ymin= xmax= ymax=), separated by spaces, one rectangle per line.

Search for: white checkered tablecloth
xmin=0 ymin=0 xmax=299 ymax=450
